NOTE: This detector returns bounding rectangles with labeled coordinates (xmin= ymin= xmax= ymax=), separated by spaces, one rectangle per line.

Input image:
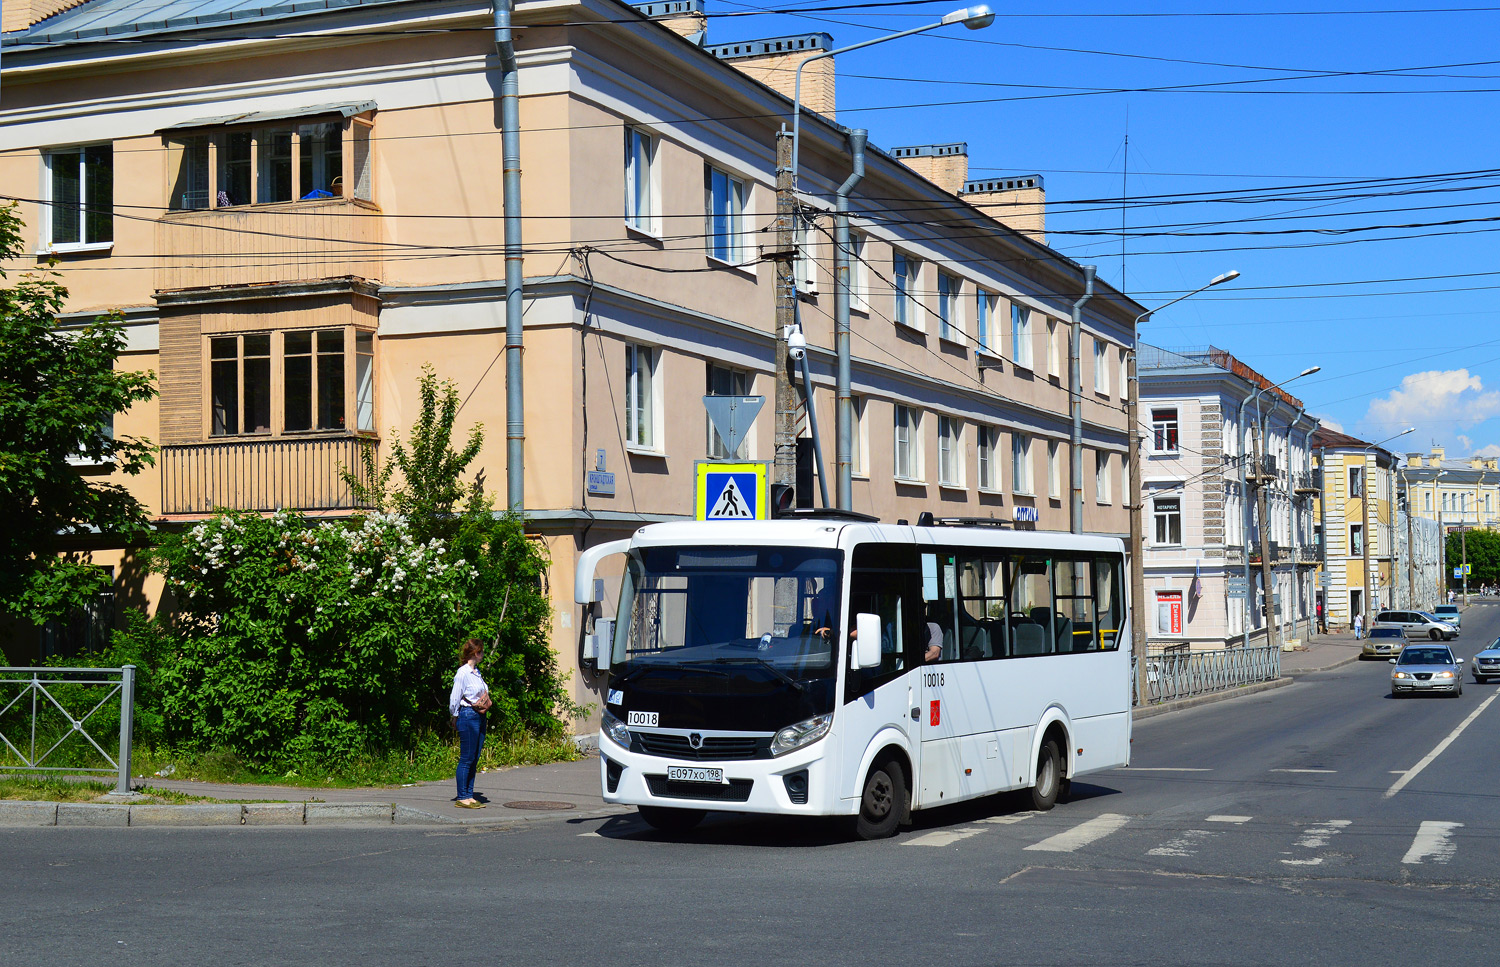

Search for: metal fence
xmin=1133 ymin=645 xmax=1282 ymax=707
xmin=0 ymin=665 xmax=135 ymax=795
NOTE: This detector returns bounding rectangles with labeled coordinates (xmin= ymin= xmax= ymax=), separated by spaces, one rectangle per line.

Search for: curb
xmin=0 ymin=800 xmax=428 ymax=828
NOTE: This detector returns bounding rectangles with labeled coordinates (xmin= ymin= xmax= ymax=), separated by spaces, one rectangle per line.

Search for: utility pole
xmin=1361 ymin=454 xmax=1373 ymax=630
xmin=1406 ymin=483 xmax=1416 ymax=609
xmin=1462 ymin=528 xmax=1469 ymax=606
xmin=1252 ymin=416 xmax=1279 ymax=651
xmin=1127 ymin=345 xmax=1146 ymax=703
xmin=773 ymin=128 xmax=798 ymax=494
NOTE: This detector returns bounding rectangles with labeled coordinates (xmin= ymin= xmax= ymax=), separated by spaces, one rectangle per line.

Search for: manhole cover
xmin=502 ymin=800 xmax=576 ymax=810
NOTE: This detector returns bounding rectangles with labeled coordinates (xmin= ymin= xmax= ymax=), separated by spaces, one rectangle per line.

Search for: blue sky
xmin=705 ymin=1 xmax=1500 ymax=457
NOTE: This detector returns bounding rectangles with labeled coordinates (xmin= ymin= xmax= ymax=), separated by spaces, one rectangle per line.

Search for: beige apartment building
xmin=1 ymin=0 xmax=1139 ymax=714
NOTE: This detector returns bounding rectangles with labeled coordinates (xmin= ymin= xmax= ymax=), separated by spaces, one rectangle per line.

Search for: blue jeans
xmin=455 ymin=707 xmax=485 ymax=800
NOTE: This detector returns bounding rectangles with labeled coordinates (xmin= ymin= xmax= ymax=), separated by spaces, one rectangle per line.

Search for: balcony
xmin=160 ymin=436 xmax=377 ymax=516
xmin=1293 ymin=469 xmax=1322 ymax=495
xmin=155 ymin=199 xmax=382 ymax=292
xmin=1247 ymin=542 xmax=1294 ymax=566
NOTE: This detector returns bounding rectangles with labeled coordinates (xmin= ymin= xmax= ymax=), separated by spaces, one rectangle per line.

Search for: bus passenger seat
xmin=1013 ymin=623 xmax=1047 ymax=656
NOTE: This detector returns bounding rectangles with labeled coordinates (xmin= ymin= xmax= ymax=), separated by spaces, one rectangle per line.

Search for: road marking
xmin=1024 ymin=813 xmax=1130 ymax=853
xmin=1279 ymin=819 xmax=1351 ymax=866
xmin=977 ymin=812 xmax=1041 ymax=825
xmin=1121 ymin=767 xmax=1212 ymax=772
xmin=1148 ymin=829 xmax=1216 ymax=857
xmin=1402 ymin=821 xmax=1463 ymax=865
xmin=1206 ymin=815 xmax=1252 ymax=824
xmin=1385 ymin=690 xmax=1500 ymax=799
xmin=1270 ymin=768 xmax=1336 ymax=774
xmin=904 ymin=827 xmax=987 ymax=847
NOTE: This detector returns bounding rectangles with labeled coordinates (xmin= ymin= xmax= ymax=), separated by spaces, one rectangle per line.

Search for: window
xmin=893 ymin=252 xmax=921 ymax=330
xmin=1095 ymin=450 xmax=1111 ymax=503
xmin=209 ymin=329 xmax=369 ymax=437
xmin=849 ymin=234 xmax=870 ymax=313
xmin=976 ymin=290 xmax=997 ymax=354
xmin=1350 ymin=524 xmax=1364 ymax=556
xmin=978 ymin=426 xmax=999 ymax=490
xmin=937 ymin=272 xmax=961 ymax=341
xmin=354 ymin=332 xmax=375 ymax=432
xmin=625 ymin=343 xmax=658 ymax=450
xmin=851 ymin=396 xmax=867 ymax=475
xmin=894 ymin=405 xmax=921 ymax=481
xmin=168 ymin=115 xmax=370 ymax=210
xmin=1152 ymin=408 xmax=1180 ymax=453
xmin=1156 ymin=590 xmax=1184 ymax=636
xmin=1094 ymin=340 xmax=1111 ymax=396
xmin=1012 ymin=432 xmax=1034 ymax=495
xmin=1426 ymin=491 xmax=1432 ymax=512
xmin=1011 ymin=303 xmax=1033 ymax=369
xmin=939 ymin=417 xmax=963 ymax=487
xmin=1348 ymin=466 xmax=1364 ymax=497
xmin=1047 ymin=318 xmax=1060 ymax=377
xmin=283 ymin=330 xmax=345 ymax=432
xmin=795 ymin=214 xmax=818 ymax=292
xmin=704 ymin=165 xmax=746 ymax=263
xmin=210 ymin=335 xmax=272 ymax=436
xmin=624 ymin=127 xmax=659 ymax=234
xmin=1120 ymin=353 xmax=1130 ymax=402
xmin=706 ymin=364 xmax=752 ymax=458
xmin=1154 ymin=496 xmax=1182 ymax=544
xmin=44 ymin=145 xmax=113 ymax=248
xmin=1048 ymin=440 xmax=1061 ymax=498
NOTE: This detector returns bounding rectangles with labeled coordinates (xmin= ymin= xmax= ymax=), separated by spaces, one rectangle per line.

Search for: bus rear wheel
xmin=638 ymin=806 xmax=705 ymax=833
xmin=1030 ymin=739 xmax=1062 ymax=811
xmin=855 ymin=759 xmax=906 ymax=840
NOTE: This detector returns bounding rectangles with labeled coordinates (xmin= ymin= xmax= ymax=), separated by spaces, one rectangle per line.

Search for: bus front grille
xmin=635 ymin=733 xmax=767 ymax=761
xmin=645 ymin=775 xmax=754 ymax=802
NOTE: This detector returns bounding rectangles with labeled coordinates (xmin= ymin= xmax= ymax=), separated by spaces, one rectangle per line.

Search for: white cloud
xmin=1362 ymin=369 xmax=1500 ymax=442
xmin=1311 ymin=413 xmax=1344 ymax=433
xmin=1473 ymin=443 xmax=1500 ymax=459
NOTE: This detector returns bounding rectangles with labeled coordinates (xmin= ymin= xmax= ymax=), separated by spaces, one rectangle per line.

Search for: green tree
xmin=1446 ymin=528 xmax=1500 ymax=588
xmin=0 ymin=203 xmax=157 ymax=622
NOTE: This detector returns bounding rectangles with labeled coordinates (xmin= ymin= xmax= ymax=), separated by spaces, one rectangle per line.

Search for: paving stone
xmin=130 ymin=803 xmax=243 ymax=826
xmin=57 ymin=803 xmax=130 ymax=827
xmin=305 ymin=802 xmax=392 ymax=825
xmin=243 ymin=802 xmax=305 ymax=826
xmin=0 ymin=801 xmax=58 ymax=826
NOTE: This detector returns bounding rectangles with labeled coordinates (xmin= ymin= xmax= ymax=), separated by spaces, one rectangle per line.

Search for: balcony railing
xmin=1292 ymin=469 xmax=1321 ymax=494
xmin=161 ymin=436 xmax=377 ymax=515
xmin=155 ymin=198 xmax=382 ymax=291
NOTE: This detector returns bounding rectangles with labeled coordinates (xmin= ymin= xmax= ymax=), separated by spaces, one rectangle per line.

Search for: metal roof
xmin=158 ymin=99 xmax=376 ymax=130
xmin=2 ymin=0 xmax=400 ymax=46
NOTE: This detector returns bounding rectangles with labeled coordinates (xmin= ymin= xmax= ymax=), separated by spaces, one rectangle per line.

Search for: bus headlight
xmin=771 ymin=714 xmax=833 ymax=757
xmin=601 ymin=708 xmax=632 ymax=749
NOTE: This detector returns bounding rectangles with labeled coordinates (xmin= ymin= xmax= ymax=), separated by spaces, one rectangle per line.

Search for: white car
xmin=1372 ymin=610 xmax=1456 ymax=642
xmin=1432 ymin=604 xmax=1462 ymax=632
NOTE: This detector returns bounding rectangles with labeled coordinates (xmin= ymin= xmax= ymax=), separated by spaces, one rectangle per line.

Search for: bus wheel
xmin=855 ymin=759 xmax=906 ymax=840
xmin=638 ymin=806 xmax=705 ymax=833
xmin=1030 ymin=739 xmax=1061 ymax=811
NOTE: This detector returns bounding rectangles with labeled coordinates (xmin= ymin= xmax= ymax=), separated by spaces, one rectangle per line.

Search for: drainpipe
xmin=834 ymin=129 xmax=867 ymax=511
xmin=496 ymin=1 xmax=525 ymax=512
xmin=1288 ymin=404 xmax=1304 ymax=644
xmin=1070 ymin=265 xmax=1096 ymax=534
xmin=1318 ymin=445 xmax=1328 ymax=630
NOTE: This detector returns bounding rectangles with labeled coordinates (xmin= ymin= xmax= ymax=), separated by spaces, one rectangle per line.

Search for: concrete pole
xmin=1069 ymin=266 xmax=1096 ymax=534
xmin=834 ymin=130 xmax=867 ymax=511
xmin=774 ymin=129 xmax=798 ymax=491
xmin=1318 ymin=445 xmax=1328 ymax=632
xmin=1127 ymin=342 xmax=1147 ymax=703
xmin=1253 ymin=414 xmax=1280 ymax=651
xmin=1362 ymin=453 xmax=1373 ymax=630
xmin=495 ymin=1 xmax=525 ymax=512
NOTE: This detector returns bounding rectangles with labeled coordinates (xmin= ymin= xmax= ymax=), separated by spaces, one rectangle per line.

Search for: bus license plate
xmin=667 ymin=765 xmax=726 ymax=784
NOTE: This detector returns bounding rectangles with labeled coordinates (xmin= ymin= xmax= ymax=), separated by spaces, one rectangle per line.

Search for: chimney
xmin=1432 ymin=445 xmax=1446 ymax=464
xmin=1471 ymin=456 xmax=1485 ymax=468
xmin=631 ymin=1 xmax=708 ymax=43
xmin=1407 ymin=452 xmax=1423 ymax=467
xmin=1488 ymin=458 xmax=1498 ymax=471
xmin=3 ymin=0 xmax=90 ymax=32
xmin=891 ymin=143 xmax=969 ymax=195
xmin=961 ymin=175 xmax=1048 ymax=243
xmin=709 ymin=34 xmax=835 ymax=117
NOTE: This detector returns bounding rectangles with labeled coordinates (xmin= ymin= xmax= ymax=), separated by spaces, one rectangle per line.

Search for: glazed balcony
xmin=154 ymin=199 xmax=382 ymax=292
xmin=160 ymin=435 xmax=377 ymax=516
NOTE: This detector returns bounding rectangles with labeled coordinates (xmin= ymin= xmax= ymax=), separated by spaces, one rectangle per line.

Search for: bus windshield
xmin=614 ymin=545 xmax=842 ymax=680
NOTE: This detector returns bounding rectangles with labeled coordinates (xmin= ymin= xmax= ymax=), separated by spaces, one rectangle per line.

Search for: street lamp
xmin=783 ymin=6 xmax=996 ymax=509
xmin=1126 ymin=269 xmax=1241 ymax=696
xmin=1357 ymin=426 xmax=1415 ymax=632
xmin=1242 ymin=365 xmax=1321 ymax=652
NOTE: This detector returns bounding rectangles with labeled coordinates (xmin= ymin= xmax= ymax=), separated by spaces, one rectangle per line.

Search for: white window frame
xmin=939 ymin=416 xmax=963 ymax=487
xmin=795 ymin=213 xmax=819 ymax=293
xmin=937 ymin=272 xmax=961 ymax=342
xmin=894 ymin=404 xmax=923 ymax=482
xmin=893 ymin=252 xmax=922 ymax=331
xmin=625 ymin=343 xmax=661 ymax=452
xmin=1048 ymin=440 xmax=1061 ymax=498
xmin=1348 ymin=466 xmax=1364 ymax=497
xmin=849 ymin=234 xmax=870 ymax=314
xmin=851 ymin=395 xmax=868 ymax=476
xmin=1012 ymin=432 xmax=1034 ymax=496
xmin=1094 ymin=340 xmax=1111 ymax=396
xmin=624 ymin=126 xmax=660 ymax=236
xmin=1095 ymin=450 xmax=1112 ymax=503
xmin=976 ymin=290 xmax=998 ymax=355
xmin=1350 ymin=523 xmax=1364 ymax=556
xmin=705 ymin=164 xmax=747 ymax=264
xmin=1047 ymin=318 xmax=1060 ymax=377
xmin=1153 ymin=495 xmax=1182 ymax=545
xmin=42 ymin=144 xmax=113 ymax=252
xmin=1152 ymin=407 xmax=1180 ymax=454
xmin=1011 ymin=303 xmax=1033 ymax=370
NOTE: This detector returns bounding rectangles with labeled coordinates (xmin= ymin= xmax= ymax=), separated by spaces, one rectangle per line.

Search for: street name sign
xmin=694 ymin=461 xmax=769 ymax=521
xmin=1226 ymin=578 xmax=1249 ymax=598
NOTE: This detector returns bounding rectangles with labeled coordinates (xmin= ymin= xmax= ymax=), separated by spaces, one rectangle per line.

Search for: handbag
xmin=468 ymin=691 xmax=493 ymax=713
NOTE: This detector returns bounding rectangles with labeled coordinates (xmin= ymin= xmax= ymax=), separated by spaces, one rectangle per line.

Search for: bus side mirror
xmin=854 ymin=613 xmax=882 ymax=669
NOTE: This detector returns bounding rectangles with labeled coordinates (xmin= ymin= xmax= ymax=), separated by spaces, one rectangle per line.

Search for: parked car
xmin=1372 ymin=610 xmax=1457 ymax=641
xmin=1473 ymin=638 xmax=1500 ymax=683
xmin=1389 ymin=644 xmax=1464 ymax=697
xmin=1361 ymin=626 xmax=1408 ymax=659
xmin=1433 ymin=604 xmax=1463 ymax=631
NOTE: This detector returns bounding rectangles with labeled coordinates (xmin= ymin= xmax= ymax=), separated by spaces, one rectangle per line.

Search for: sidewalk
xmin=1277 ymin=629 xmax=1366 ymax=674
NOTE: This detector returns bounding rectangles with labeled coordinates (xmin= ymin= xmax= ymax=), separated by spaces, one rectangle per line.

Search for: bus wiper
xmin=704 ymin=657 xmax=805 ymax=691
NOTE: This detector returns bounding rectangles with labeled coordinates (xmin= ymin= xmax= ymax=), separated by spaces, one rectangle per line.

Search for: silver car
xmin=1432 ymin=604 xmax=1463 ymax=632
xmin=1372 ymin=610 xmax=1457 ymax=641
xmin=1473 ymin=638 xmax=1500 ymax=683
xmin=1389 ymin=644 xmax=1464 ymax=697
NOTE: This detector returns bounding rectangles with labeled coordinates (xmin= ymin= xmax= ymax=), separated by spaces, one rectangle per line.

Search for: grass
xmin=0 ymin=776 xmax=218 ymax=805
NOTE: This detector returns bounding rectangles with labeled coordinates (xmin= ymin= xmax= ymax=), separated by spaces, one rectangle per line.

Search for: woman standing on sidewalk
xmin=449 ymin=638 xmax=491 ymax=809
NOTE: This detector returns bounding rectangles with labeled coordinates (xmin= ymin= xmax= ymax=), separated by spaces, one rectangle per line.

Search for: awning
xmin=159 ymin=100 xmax=376 ymax=132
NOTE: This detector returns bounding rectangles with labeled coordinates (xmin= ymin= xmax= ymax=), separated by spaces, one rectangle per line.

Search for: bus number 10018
xmin=923 ymin=671 xmax=945 ymax=687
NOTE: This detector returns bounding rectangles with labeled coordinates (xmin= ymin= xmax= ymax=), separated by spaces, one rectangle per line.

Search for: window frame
xmin=848 ymin=233 xmax=870 ymax=314
xmin=1012 ymin=432 xmax=1034 ymax=496
xmin=938 ymin=416 xmax=963 ymax=488
xmin=1046 ymin=318 xmax=1060 ymax=378
xmin=704 ymin=164 xmax=748 ymax=264
xmin=1093 ymin=339 xmax=1111 ymax=396
xmin=978 ymin=426 xmax=1000 ymax=492
xmin=42 ymin=144 xmax=113 ymax=252
xmin=937 ymin=272 xmax=962 ymax=343
xmin=625 ymin=343 xmax=662 ymax=453
xmin=1350 ymin=523 xmax=1364 ymax=556
xmin=624 ymin=126 xmax=661 ymax=236
xmin=166 ymin=114 xmax=371 ymax=212
xmin=976 ymin=289 xmax=998 ymax=356
xmin=1011 ymin=303 xmax=1033 ymax=370
xmin=894 ymin=404 xmax=923 ymax=482
xmin=1153 ymin=495 xmax=1183 ymax=545
xmin=1048 ymin=440 xmax=1062 ymax=499
xmin=893 ymin=252 xmax=923 ymax=331
xmin=1348 ymin=465 xmax=1364 ymax=497
xmin=205 ymin=327 xmax=372 ymax=439
xmin=1152 ymin=407 xmax=1180 ymax=454
xmin=1095 ymin=450 xmax=1112 ymax=504
xmin=851 ymin=395 xmax=868 ymax=477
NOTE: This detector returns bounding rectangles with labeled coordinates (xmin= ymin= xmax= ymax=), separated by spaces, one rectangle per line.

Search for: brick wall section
xmin=963 ymin=185 xmax=1047 ymax=243
xmin=2 ymin=0 xmax=90 ymax=32
xmin=898 ymin=154 xmax=969 ymax=195
xmin=656 ymin=12 xmax=707 ymax=39
xmin=723 ymin=53 xmax=835 ymax=118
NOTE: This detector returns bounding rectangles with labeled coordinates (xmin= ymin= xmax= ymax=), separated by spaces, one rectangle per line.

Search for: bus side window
xmin=845 ymin=542 xmax=921 ymax=701
xmin=956 ymin=555 xmax=1001 ymax=660
xmin=1054 ymin=557 xmax=1095 ymax=652
xmin=1095 ymin=555 xmax=1124 ymax=651
xmin=1009 ymin=553 xmax=1054 ymax=656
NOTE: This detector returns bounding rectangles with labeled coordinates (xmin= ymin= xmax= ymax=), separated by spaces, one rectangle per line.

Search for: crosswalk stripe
xmin=1206 ymin=815 xmax=1251 ymax=824
xmin=904 ymin=827 xmax=988 ymax=847
xmin=1402 ymin=821 xmax=1463 ymax=864
xmin=1148 ymin=829 xmax=1216 ymax=857
xmin=1024 ymin=813 xmax=1130 ymax=853
xmin=1279 ymin=819 xmax=1350 ymax=866
xmin=977 ymin=812 xmax=1041 ymax=825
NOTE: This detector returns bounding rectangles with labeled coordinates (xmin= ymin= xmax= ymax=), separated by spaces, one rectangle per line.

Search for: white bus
xmin=575 ymin=513 xmax=1131 ymax=839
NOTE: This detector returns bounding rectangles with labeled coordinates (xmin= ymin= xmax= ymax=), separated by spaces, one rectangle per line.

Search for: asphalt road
xmin=6 ymin=610 xmax=1500 ymax=967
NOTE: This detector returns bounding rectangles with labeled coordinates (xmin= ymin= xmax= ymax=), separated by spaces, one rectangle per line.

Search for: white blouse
xmin=449 ymin=664 xmax=489 ymax=715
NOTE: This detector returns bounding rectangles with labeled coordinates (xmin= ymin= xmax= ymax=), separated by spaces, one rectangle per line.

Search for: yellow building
xmin=1311 ymin=428 xmax=1404 ymax=631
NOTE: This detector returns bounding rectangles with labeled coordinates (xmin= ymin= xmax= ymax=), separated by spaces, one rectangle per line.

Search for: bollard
xmin=115 ymin=665 xmax=135 ymax=796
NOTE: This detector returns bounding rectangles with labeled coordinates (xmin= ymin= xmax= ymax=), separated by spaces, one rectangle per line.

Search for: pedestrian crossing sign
xmin=694 ymin=461 xmax=769 ymax=521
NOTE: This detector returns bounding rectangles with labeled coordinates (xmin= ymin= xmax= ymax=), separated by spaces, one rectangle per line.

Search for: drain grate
xmin=502 ymin=800 xmax=577 ymax=810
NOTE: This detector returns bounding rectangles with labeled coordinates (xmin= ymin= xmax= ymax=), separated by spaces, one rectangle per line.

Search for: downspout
xmin=496 ymin=1 xmax=525 ymax=512
xmin=834 ymin=129 xmax=867 ymax=511
xmin=1289 ymin=404 xmax=1304 ymax=643
xmin=1069 ymin=265 xmax=1096 ymax=534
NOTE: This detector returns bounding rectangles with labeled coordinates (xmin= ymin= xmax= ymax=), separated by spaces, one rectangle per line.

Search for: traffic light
xmin=771 ymin=483 xmax=796 ymax=517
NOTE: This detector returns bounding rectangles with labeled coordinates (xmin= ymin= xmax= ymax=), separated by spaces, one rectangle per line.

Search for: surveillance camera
xmin=787 ymin=328 xmax=807 ymax=362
